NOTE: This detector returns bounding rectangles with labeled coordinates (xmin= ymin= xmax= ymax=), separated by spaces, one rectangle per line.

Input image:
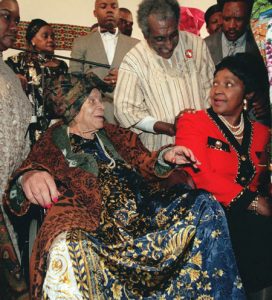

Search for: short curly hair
xmin=137 ymin=0 xmax=180 ymax=38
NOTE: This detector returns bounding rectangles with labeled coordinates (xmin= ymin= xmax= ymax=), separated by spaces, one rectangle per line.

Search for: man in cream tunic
xmin=114 ymin=0 xmax=214 ymax=151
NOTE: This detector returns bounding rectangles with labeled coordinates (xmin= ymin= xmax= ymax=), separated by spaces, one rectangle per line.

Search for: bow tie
xmin=100 ymin=28 xmax=116 ymax=34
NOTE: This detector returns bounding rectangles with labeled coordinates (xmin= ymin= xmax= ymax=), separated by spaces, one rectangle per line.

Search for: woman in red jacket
xmin=176 ymin=53 xmax=272 ymax=297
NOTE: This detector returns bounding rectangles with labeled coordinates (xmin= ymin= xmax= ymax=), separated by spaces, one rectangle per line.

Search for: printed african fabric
xmin=6 ymin=52 xmax=68 ymax=145
xmin=42 ymin=134 xmax=245 ymax=299
xmin=15 ymin=21 xmax=91 ymax=51
xmin=251 ymin=0 xmax=272 ymax=64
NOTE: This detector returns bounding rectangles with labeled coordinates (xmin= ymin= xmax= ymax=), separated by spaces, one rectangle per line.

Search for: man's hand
xmin=252 ymin=93 xmax=270 ymax=119
xmin=163 ymin=146 xmax=200 ymax=168
xmin=104 ymin=68 xmax=118 ymax=87
xmin=154 ymin=121 xmax=175 ymax=136
xmin=252 ymin=101 xmax=269 ymax=119
xmin=174 ymin=108 xmax=196 ymax=133
xmin=21 ymin=170 xmax=59 ymax=209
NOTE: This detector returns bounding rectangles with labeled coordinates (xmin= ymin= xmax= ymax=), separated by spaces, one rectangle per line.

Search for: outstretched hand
xmin=163 ymin=146 xmax=201 ymax=168
xmin=21 ymin=170 xmax=60 ymax=209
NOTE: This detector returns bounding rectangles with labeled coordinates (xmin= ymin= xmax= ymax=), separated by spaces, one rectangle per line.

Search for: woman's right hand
xmin=21 ymin=170 xmax=59 ymax=209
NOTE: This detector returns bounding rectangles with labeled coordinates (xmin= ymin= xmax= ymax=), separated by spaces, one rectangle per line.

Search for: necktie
xmin=228 ymin=42 xmax=237 ymax=56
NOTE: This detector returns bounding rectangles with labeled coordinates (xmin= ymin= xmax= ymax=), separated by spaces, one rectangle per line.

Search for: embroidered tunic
xmin=114 ymin=31 xmax=215 ymax=151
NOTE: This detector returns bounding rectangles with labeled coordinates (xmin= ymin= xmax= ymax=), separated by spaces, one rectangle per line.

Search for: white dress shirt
xmin=99 ymin=27 xmax=118 ymax=65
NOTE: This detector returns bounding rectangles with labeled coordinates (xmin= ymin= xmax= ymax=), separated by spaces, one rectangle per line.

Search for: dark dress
xmin=6 ymin=51 xmax=68 ymax=145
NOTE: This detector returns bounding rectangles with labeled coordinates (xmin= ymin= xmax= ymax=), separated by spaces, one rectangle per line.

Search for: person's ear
xmin=93 ymin=9 xmax=97 ymax=18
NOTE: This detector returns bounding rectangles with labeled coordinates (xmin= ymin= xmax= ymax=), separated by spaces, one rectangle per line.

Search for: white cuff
xmin=157 ymin=147 xmax=173 ymax=167
xmin=135 ymin=116 xmax=157 ymax=133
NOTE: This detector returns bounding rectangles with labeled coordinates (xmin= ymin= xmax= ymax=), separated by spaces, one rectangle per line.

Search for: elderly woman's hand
xmin=21 ymin=170 xmax=59 ymax=209
xmin=163 ymin=146 xmax=201 ymax=168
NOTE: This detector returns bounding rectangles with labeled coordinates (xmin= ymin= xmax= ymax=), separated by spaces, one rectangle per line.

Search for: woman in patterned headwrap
xmin=5 ymin=73 xmax=245 ymax=299
xmin=6 ymin=18 xmax=68 ymax=146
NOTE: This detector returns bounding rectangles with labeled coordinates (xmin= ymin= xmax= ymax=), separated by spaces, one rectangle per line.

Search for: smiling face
xmin=207 ymin=11 xmax=223 ymax=35
xmin=94 ymin=0 xmax=118 ymax=30
xmin=31 ymin=25 xmax=55 ymax=53
xmin=145 ymin=14 xmax=179 ymax=59
xmin=210 ymin=68 xmax=247 ymax=123
xmin=74 ymin=88 xmax=105 ymax=132
xmin=222 ymin=1 xmax=248 ymax=41
xmin=0 ymin=0 xmax=19 ymax=51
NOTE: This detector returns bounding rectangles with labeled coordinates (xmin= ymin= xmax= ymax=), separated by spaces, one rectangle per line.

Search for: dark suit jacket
xmin=204 ymin=30 xmax=261 ymax=65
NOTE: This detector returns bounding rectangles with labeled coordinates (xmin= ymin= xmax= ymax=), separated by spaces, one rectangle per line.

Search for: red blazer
xmin=176 ymin=109 xmax=269 ymax=207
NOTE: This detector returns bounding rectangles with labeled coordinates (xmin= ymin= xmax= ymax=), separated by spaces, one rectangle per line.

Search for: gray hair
xmin=137 ymin=0 xmax=180 ymax=37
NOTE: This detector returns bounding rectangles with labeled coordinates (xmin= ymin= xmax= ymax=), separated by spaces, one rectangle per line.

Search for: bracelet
xmin=250 ymin=195 xmax=259 ymax=215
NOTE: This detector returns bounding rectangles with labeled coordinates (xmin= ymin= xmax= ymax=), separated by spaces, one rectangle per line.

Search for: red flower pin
xmin=185 ymin=49 xmax=193 ymax=58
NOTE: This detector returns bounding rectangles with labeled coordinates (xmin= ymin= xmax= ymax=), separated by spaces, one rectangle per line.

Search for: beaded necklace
xmin=218 ymin=114 xmax=244 ymax=137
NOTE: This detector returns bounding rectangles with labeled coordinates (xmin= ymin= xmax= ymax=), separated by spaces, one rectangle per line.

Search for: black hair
xmin=217 ymin=0 xmax=253 ymax=15
xmin=119 ymin=7 xmax=132 ymax=14
xmin=205 ymin=4 xmax=221 ymax=25
xmin=26 ymin=19 xmax=49 ymax=45
xmin=214 ymin=53 xmax=266 ymax=94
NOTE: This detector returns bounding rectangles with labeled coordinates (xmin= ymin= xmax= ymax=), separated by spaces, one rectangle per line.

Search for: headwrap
xmin=26 ymin=19 xmax=49 ymax=44
xmin=44 ymin=72 xmax=114 ymax=123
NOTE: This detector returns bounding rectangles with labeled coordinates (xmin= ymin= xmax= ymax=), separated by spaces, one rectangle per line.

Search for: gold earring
xmin=243 ymin=99 xmax=248 ymax=111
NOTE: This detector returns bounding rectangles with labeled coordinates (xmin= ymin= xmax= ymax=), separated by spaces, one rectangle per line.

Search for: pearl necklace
xmin=218 ymin=114 xmax=244 ymax=137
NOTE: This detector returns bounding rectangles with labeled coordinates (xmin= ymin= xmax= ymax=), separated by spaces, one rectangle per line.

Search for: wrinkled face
xmin=117 ymin=10 xmax=133 ymax=36
xmin=210 ymin=68 xmax=246 ymax=120
xmin=207 ymin=11 xmax=223 ymax=35
xmin=31 ymin=25 xmax=55 ymax=53
xmin=222 ymin=1 xmax=248 ymax=41
xmin=94 ymin=0 xmax=118 ymax=30
xmin=75 ymin=88 xmax=105 ymax=131
xmin=0 ymin=0 xmax=19 ymax=51
xmin=146 ymin=15 xmax=179 ymax=59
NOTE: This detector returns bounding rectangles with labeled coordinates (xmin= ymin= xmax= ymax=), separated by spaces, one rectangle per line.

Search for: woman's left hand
xmin=163 ymin=146 xmax=201 ymax=168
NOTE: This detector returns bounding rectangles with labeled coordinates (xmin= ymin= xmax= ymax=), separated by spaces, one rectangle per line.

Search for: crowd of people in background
xmin=0 ymin=0 xmax=271 ymax=299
